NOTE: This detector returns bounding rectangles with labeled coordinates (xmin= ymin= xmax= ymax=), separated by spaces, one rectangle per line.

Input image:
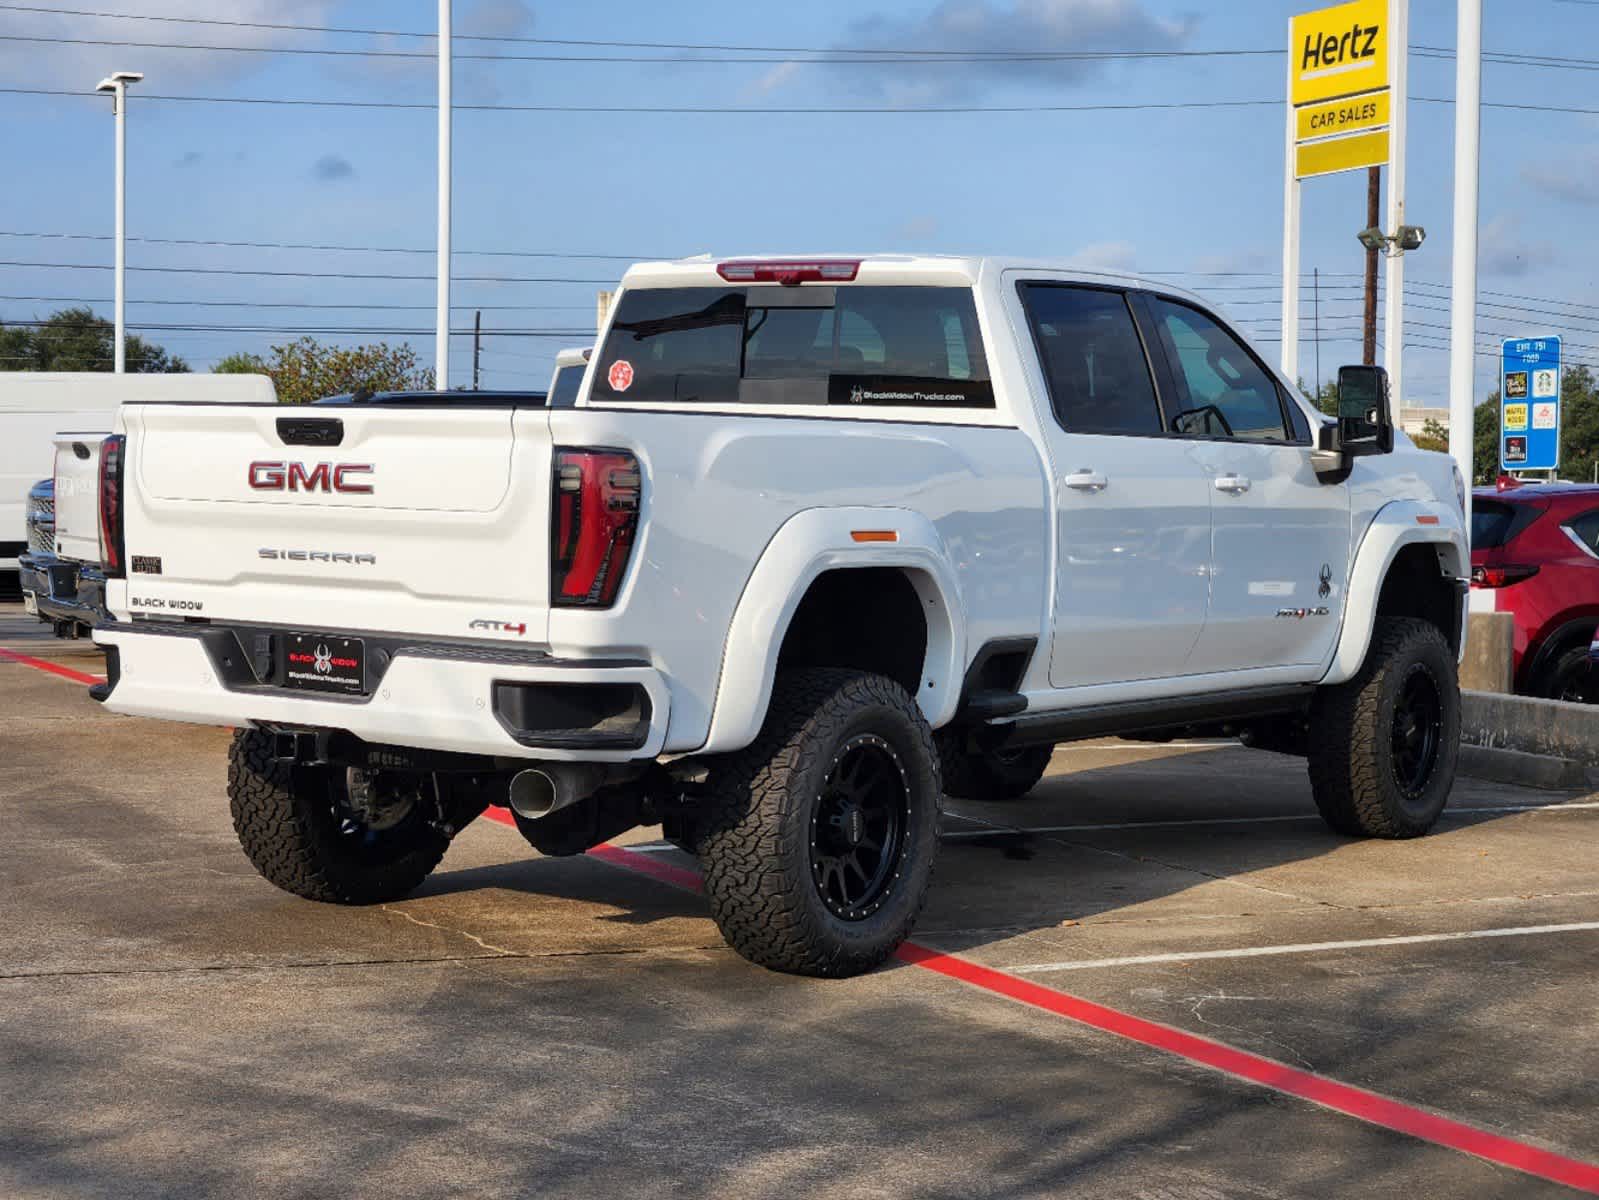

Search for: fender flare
xmin=697 ymin=507 xmax=967 ymax=755
xmin=1323 ymin=498 xmax=1468 ymax=685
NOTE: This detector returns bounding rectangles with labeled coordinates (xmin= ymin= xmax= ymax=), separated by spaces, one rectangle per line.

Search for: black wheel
xmin=936 ymin=734 xmax=1053 ymax=802
xmin=696 ymin=669 xmax=940 ymax=977
xmin=1307 ymin=617 xmax=1460 ymax=838
xmin=1538 ymin=643 xmax=1599 ymax=704
xmin=227 ymin=730 xmax=450 ymax=904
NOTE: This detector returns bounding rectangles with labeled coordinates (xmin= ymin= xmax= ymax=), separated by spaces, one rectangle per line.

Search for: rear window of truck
xmin=591 ymin=286 xmax=993 ymax=408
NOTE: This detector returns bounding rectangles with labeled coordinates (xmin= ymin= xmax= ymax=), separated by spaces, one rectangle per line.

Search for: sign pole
xmin=1447 ymin=0 xmax=1481 ymax=501
xmin=1381 ymin=0 xmax=1408 ymax=404
xmin=1281 ymin=17 xmax=1301 ymax=384
xmin=435 ymin=0 xmax=452 ymax=390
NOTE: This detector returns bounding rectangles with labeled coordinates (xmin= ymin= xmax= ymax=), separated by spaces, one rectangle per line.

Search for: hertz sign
xmin=1289 ymin=0 xmax=1390 ymax=179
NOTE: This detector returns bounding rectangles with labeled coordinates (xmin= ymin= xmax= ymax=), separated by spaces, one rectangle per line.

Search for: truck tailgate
xmin=52 ymin=431 xmax=107 ymax=564
xmin=117 ymin=403 xmax=553 ymax=643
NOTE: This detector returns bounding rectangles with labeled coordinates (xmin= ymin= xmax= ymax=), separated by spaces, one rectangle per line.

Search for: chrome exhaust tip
xmin=507 ymin=764 xmax=608 ymax=821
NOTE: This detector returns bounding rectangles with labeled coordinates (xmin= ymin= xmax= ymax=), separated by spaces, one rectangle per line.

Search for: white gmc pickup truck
xmin=92 ymin=255 xmax=1468 ymax=977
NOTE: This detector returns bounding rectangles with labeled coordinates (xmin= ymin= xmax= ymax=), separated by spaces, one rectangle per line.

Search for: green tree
xmin=213 ymin=351 xmax=267 ymax=375
xmin=0 ymin=306 xmax=188 ymax=372
xmin=1413 ymin=417 xmax=1449 ymax=454
xmin=226 ymin=336 xmax=433 ymax=404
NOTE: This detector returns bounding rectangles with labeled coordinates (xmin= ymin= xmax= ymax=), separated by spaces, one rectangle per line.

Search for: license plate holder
xmin=281 ymin=633 xmax=366 ymax=696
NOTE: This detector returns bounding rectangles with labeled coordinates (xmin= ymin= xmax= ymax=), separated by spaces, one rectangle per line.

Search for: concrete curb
xmin=1461 ymin=689 xmax=1599 ymax=768
xmin=1456 ymin=745 xmax=1589 ymax=791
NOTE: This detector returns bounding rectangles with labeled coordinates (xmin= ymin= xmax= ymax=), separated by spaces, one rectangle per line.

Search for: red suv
xmin=1471 ymin=482 xmax=1599 ymax=700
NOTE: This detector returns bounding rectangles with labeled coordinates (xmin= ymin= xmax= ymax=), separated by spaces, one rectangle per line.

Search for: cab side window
xmin=1019 ymin=284 xmax=1162 ymax=436
xmin=1146 ymin=297 xmax=1290 ymax=442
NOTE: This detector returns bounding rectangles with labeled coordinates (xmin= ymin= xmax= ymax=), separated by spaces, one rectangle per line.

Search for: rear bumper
xmin=92 ymin=622 xmax=671 ymax=762
xmin=19 ymin=553 xmax=107 ymax=629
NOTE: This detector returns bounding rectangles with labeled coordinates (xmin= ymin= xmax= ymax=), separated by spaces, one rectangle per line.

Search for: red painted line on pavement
xmin=553 ymin=835 xmax=1599 ymax=1195
xmin=0 ymin=646 xmax=105 ymax=686
xmin=894 ymin=943 xmax=1599 ymax=1194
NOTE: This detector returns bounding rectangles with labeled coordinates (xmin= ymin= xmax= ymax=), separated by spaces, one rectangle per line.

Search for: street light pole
xmin=435 ymin=0 xmax=452 ymax=390
xmin=1447 ymin=0 xmax=1483 ymax=508
xmin=96 ymin=71 xmax=141 ymax=374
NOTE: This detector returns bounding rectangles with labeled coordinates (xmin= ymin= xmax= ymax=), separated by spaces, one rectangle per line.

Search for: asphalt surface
xmin=3 ymin=602 xmax=1598 ymax=1198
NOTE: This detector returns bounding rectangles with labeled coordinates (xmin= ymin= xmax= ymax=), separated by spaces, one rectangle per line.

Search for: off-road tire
xmin=937 ymin=736 xmax=1053 ymax=802
xmin=227 ymin=729 xmax=450 ymax=903
xmin=696 ymin=669 xmax=941 ymax=977
xmin=1307 ymin=617 xmax=1459 ymax=838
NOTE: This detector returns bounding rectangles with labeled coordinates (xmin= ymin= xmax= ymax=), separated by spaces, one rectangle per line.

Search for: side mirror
xmin=1335 ymin=364 xmax=1395 ymax=457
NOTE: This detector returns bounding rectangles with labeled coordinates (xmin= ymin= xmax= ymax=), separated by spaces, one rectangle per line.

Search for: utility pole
xmin=472 ymin=309 xmax=481 ymax=390
xmin=1447 ymin=0 xmax=1483 ymax=508
xmin=95 ymin=71 xmax=141 ymax=374
xmin=1313 ymin=267 xmax=1321 ymax=402
xmin=435 ymin=0 xmax=451 ymax=390
xmin=1362 ymin=166 xmax=1380 ymax=367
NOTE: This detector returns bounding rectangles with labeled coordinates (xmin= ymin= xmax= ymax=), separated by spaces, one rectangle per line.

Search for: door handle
xmin=1214 ymin=474 xmax=1251 ymax=494
xmin=1063 ymin=470 xmax=1108 ymax=492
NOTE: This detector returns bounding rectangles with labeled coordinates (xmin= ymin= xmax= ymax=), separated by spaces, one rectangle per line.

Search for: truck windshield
xmin=592 ymin=285 xmax=992 ymax=408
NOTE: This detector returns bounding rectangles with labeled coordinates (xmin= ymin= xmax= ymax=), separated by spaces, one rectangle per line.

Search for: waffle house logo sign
xmin=1291 ymin=0 xmax=1388 ymax=107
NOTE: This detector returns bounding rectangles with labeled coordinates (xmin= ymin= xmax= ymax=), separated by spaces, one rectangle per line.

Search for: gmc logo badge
xmin=249 ymin=461 xmax=374 ymax=494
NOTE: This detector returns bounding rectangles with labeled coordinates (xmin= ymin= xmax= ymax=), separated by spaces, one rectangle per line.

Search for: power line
xmin=0 ymin=33 xmax=1284 ymax=65
xmin=0 ymin=230 xmax=652 ymax=261
xmin=0 ymin=260 xmax=614 ymax=282
xmin=2 ymin=317 xmax=589 ymax=336
xmin=0 ymin=85 xmax=1279 ymax=115
xmin=0 ymin=294 xmax=591 ymax=311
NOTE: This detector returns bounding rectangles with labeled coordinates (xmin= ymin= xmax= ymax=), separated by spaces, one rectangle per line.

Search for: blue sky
xmin=3 ymin=0 xmax=1598 ymax=402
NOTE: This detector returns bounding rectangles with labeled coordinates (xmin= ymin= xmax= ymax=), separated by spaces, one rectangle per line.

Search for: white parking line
xmin=1008 ymin=921 xmax=1599 ymax=973
xmin=940 ymin=800 xmax=1599 ymax=839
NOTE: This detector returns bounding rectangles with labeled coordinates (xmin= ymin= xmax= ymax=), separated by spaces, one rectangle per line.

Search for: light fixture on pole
xmin=95 ymin=70 xmax=142 ymax=374
xmin=1356 ymin=224 xmax=1425 ymax=255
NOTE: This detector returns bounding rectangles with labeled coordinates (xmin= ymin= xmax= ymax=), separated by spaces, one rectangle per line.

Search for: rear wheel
xmin=936 ymin=735 xmax=1053 ymax=802
xmin=1307 ymin=617 xmax=1459 ymax=838
xmin=1538 ymin=643 xmax=1599 ymax=704
xmin=227 ymin=730 xmax=451 ymax=904
xmin=696 ymin=669 xmax=940 ymax=977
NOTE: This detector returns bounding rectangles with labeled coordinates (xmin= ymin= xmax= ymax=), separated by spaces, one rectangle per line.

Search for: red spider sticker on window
xmin=607 ymin=359 xmax=635 ymax=392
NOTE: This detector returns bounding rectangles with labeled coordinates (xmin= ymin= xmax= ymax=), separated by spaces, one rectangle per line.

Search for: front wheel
xmin=937 ymin=735 xmax=1053 ymax=802
xmin=696 ymin=669 xmax=941 ymax=977
xmin=1306 ymin=617 xmax=1459 ymax=838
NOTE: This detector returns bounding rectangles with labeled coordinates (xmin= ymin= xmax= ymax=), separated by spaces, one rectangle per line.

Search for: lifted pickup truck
xmin=93 ymin=255 xmax=1468 ymax=976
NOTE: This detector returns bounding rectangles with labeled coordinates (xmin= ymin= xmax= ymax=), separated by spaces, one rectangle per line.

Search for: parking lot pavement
xmin=3 ymin=603 xmax=1598 ymax=1198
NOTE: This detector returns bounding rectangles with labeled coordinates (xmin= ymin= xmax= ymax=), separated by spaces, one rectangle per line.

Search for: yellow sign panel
xmin=1289 ymin=0 xmax=1389 ymax=107
xmin=1503 ymin=403 xmax=1529 ymax=432
xmin=1295 ymin=90 xmax=1389 ymax=142
xmin=1295 ymin=128 xmax=1390 ymax=179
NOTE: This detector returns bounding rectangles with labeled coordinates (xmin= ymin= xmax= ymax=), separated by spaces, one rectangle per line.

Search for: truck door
xmin=1016 ymin=283 xmax=1214 ymax=689
xmin=1135 ymin=294 xmax=1350 ymax=674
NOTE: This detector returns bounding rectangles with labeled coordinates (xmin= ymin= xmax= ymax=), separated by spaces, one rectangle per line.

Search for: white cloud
xmin=1070 ymin=239 xmax=1138 ymax=271
xmin=1477 ymin=214 xmax=1557 ymax=278
xmin=761 ymin=0 xmax=1194 ymax=103
xmin=0 ymin=1 xmax=343 ymax=89
xmin=1521 ymin=151 xmax=1599 ymax=206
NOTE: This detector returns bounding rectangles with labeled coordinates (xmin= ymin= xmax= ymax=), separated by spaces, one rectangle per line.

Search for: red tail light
xmin=98 ymin=434 xmax=126 ymax=579
xmin=551 ymin=448 xmax=641 ymax=608
xmin=1470 ymin=563 xmax=1539 ymax=588
xmin=716 ymin=259 xmax=860 ymax=286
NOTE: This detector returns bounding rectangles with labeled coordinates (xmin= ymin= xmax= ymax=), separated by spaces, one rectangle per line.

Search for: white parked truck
xmin=1 ymin=372 xmax=274 ymax=573
xmin=91 ymin=256 xmax=1468 ymax=976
